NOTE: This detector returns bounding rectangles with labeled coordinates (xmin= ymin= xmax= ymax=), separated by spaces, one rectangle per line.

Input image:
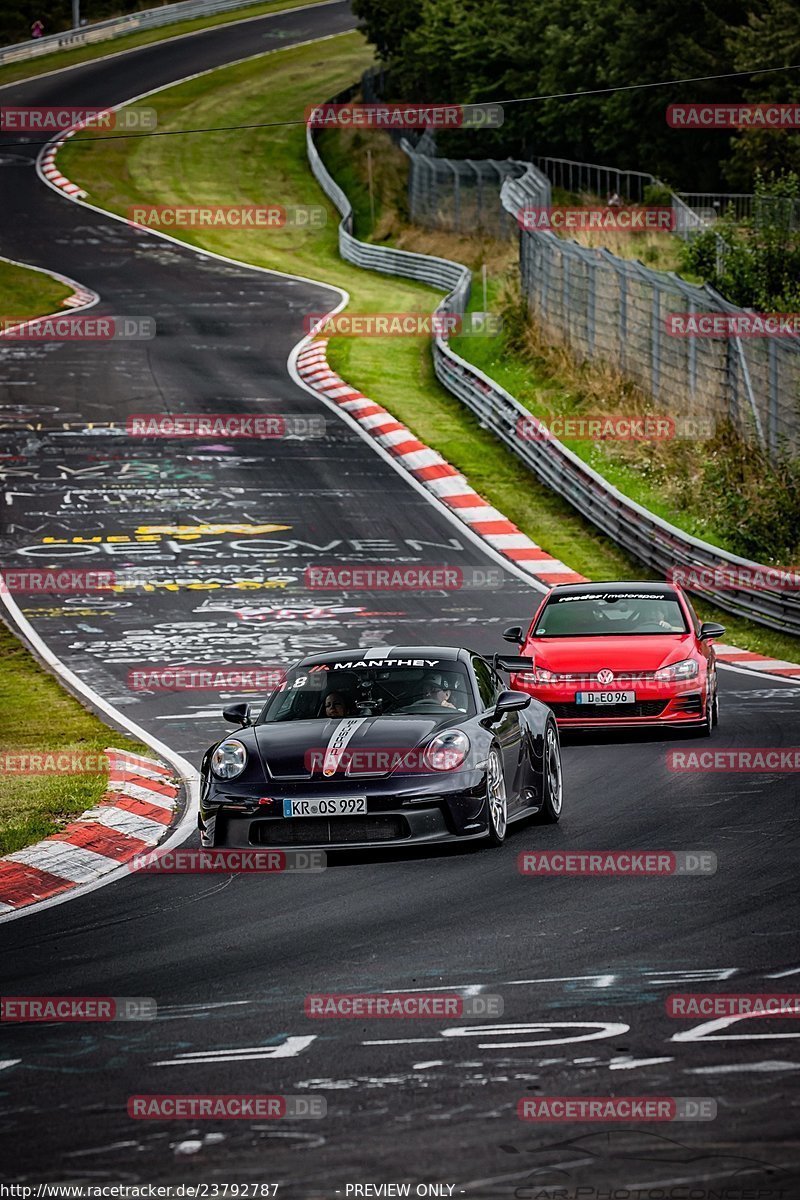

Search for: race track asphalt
xmin=1 ymin=5 xmax=799 ymax=1195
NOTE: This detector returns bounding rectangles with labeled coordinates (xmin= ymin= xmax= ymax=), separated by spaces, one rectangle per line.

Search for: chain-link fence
xmin=501 ymin=172 xmax=800 ymax=457
xmin=351 ymin=70 xmax=800 ymax=455
xmin=401 ymin=132 xmax=551 ymax=240
xmin=396 ymin=134 xmax=799 ymax=456
xmin=678 ymin=192 xmax=800 ymax=230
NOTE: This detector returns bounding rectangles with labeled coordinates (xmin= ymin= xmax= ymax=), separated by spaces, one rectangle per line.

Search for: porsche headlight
xmin=422 ymin=729 xmax=470 ymax=772
xmin=211 ymin=739 xmax=248 ymax=780
xmin=654 ymin=658 xmax=699 ymax=681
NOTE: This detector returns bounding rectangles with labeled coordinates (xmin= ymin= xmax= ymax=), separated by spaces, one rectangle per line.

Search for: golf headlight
xmin=655 ymin=658 xmax=699 ymax=681
xmin=211 ymin=739 xmax=248 ymax=780
xmin=423 ymin=730 xmax=470 ymax=772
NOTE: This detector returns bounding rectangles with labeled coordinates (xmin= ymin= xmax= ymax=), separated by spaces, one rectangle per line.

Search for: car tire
xmin=533 ymin=719 xmax=563 ymax=823
xmin=485 ymin=746 xmax=508 ymax=845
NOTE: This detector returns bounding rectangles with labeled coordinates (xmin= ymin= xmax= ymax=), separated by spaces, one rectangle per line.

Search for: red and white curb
xmin=0 ymin=749 xmax=180 ymax=913
xmin=39 ymin=128 xmax=87 ymax=199
xmin=713 ymin=644 xmax=800 ymax=679
xmin=296 ymin=338 xmax=586 ymax=588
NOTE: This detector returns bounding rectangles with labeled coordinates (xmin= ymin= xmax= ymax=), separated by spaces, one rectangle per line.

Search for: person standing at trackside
xmin=31 ymin=18 xmax=45 ymax=37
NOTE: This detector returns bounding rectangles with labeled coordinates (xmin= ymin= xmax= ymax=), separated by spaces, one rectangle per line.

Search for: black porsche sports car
xmin=198 ymin=645 xmax=563 ymax=850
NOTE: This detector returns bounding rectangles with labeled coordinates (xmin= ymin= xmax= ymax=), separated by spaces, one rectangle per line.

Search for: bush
xmin=699 ymin=422 xmax=800 ymax=564
xmin=680 ymin=171 xmax=800 ymax=311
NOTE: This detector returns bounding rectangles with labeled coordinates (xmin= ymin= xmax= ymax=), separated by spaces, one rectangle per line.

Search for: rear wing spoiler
xmin=493 ymin=654 xmax=534 ymax=672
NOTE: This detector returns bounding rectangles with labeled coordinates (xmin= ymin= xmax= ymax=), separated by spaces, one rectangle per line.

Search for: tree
xmin=680 ymin=171 xmax=800 ymax=310
xmin=353 ymin=0 xmax=753 ymax=188
xmin=351 ymin=0 xmax=424 ymax=64
xmin=725 ymin=0 xmax=800 ymax=187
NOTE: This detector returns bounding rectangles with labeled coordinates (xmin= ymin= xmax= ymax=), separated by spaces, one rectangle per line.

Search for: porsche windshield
xmin=533 ymin=593 xmax=688 ymax=637
xmin=259 ymin=662 xmax=476 ymax=722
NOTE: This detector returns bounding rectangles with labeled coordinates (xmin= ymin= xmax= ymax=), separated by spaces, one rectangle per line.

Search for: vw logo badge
xmin=597 ymin=668 xmax=615 ymax=685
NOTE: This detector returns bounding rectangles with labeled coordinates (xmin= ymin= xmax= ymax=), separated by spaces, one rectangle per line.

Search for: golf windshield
xmin=533 ymin=592 xmax=688 ymax=637
xmin=259 ymin=662 xmax=476 ymax=722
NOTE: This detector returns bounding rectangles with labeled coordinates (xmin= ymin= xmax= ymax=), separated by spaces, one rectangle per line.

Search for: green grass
xmin=0 ymin=258 xmax=74 ymax=323
xmin=0 ymin=0 xmax=332 ymax=89
xmin=55 ymin=33 xmax=800 ymax=664
xmin=0 ymin=622 xmax=150 ymax=856
xmin=450 ymin=276 xmax=721 ymax=544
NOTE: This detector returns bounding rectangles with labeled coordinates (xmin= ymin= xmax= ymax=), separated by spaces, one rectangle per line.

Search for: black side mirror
xmin=699 ymin=622 xmax=726 ymax=641
xmin=222 ymin=702 xmax=251 ymax=726
xmin=503 ymin=625 xmax=525 ymax=645
xmin=492 ymin=690 xmax=531 ymax=720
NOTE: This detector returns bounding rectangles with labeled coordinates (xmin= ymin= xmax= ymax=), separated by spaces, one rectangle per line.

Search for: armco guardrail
xmin=307 ymin=91 xmax=470 ymax=312
xmin=306 ymin=104 xmax=800 ymax=636
xmin=0 ymin=0 xmax=267 ymax=66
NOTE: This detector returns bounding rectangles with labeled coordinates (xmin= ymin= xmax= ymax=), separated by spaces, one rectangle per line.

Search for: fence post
xmin=586 ymin=252 xmax=596 ymax=354
xmin=651 ymin=282 xmax=661 ymax=398
xmin=618 ymin=265 xmax=627 ymax=371
xmin=768 ymin=339 xmax=779 ymax=460
xmin=449 ymin=161 xmax=461 ymax=231
xmin=687 ymin=298 xmax=697 ymax=398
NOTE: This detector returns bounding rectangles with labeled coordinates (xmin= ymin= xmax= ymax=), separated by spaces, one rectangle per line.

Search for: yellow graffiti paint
xmin=136 ymin=523 xmax=291 ymax=537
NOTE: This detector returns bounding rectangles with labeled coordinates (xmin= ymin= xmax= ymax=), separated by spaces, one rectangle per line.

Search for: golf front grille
xmin=250 ymin=815 xmax=410 ymax=845
xmin=550 ymin=700 xmax=668 ymax=719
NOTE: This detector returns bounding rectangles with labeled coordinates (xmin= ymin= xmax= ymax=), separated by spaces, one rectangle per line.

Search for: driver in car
xmin=324 ymin=690 xmax=356 ymax=718
xmin=650 ymin=601 xmax=682 ymax=631
xmin=404 ymin=672 xmax=458 ymax=711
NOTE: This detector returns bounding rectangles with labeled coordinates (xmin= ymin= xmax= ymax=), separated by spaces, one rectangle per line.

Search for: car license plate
xmin=575 ymin=690 xmax=636 ymax=705
xmin=283 ymin=797 xmax=367 ymax=818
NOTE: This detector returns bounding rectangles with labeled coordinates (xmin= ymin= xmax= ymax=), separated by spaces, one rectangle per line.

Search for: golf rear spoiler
xmin=493 ymin=654 xmax=534 ymax=672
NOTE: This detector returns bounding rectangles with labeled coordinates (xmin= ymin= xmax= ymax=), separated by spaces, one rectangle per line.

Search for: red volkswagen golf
xmin=504 ymin=581 xmax=725 ymax=735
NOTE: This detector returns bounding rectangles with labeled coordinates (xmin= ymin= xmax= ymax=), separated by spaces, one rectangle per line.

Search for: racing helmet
xmin=422 ymin=670 xmax=453 ymax=693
